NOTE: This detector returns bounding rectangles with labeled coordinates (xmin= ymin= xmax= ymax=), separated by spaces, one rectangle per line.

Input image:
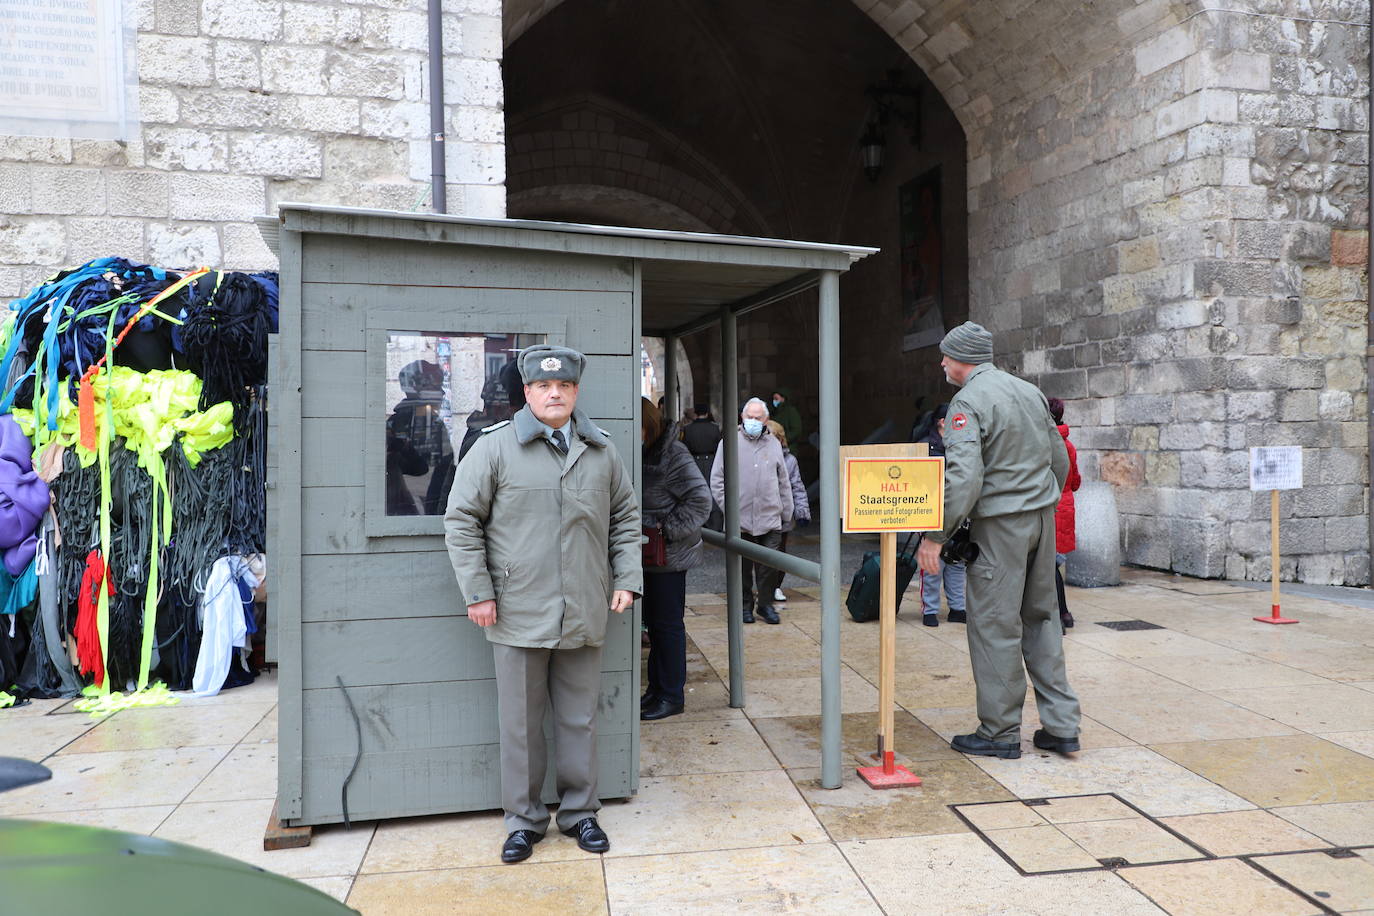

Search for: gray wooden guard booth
xmin=260 ymin=203 xmax=875 ymax=827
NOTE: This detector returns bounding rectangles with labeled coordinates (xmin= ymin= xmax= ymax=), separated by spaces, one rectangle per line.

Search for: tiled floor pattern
xmin=3 ymin=569 xmax=1374 ymax=913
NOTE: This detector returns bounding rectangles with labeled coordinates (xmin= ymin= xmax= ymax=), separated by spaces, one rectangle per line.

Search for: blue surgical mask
xmin=743 ymin=418 xmax=765 ymax=437
xmin=771 ymin=398 xmax=781 ymax=408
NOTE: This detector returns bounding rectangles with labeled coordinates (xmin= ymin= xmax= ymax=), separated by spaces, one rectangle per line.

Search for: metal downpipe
xmin=1366 ymin=23 xmax=1373 ymax=587
xmin=722 ymin=309 xmax=745 ymax=707
xmin=818 ymin=270 xmax=842 ymax=788
xmin=427 ymin=0 xmax=447 ymax=213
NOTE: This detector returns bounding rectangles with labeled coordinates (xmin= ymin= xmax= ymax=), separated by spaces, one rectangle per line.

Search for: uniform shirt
xmin=928 ymin=363 xmax=1069 ymax=543
xmin=537 ymin=417 xmax=573 ymax=453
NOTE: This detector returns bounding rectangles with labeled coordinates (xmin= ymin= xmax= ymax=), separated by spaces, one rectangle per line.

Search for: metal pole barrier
xmin=664 ymin=335 xmax=678 ymax=424
xmin=818 ymin=270 xmax=842 ymax=788
xmin=721 ymin=308 xmax=745 ymax=707
xmin=426 ymin=0 xmax=446 ymax=213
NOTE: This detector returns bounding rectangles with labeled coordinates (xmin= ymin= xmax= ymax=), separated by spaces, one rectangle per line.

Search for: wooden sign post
xmin=841 ymin=443 xmax=943 ymax=789
xmin=1249 ymin=446 xmax=1302 ymax=625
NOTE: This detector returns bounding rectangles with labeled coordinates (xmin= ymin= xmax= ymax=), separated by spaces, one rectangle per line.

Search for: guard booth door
xmin=273 ymin=216 xmax=642 ymax=826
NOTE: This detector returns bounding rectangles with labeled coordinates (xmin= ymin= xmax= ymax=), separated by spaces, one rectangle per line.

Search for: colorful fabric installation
xmin=0 ymin=258 xmax=275 ymax=707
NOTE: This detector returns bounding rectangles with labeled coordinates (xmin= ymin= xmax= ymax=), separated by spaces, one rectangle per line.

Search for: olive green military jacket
xmin=444 ymin=406 xmax=643 ymax=649
xmin=927 ymin=363 xmax=1069 ymax=544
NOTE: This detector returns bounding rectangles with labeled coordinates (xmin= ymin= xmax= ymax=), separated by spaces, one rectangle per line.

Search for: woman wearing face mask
xmin=639 ymin=398 xmax=712 ymax=720
xmin=767 ymin=419 xmax=810 ymax=603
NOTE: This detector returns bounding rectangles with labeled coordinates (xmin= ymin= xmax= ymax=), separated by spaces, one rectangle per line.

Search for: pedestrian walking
xmin=444 ymin=345 xmax=642 ymax=864
xmin=768 ymin=388 xmax=804 ymax=453
xmin=1047 ymin=397 xmax=1080 ymax=631
xmin=766 ymin=419 xmax=810 ymax=602
xmin=915 ymin=405 xmax=966 ymax=627
xmin=916 ymin=322 xmax=1081 ymax=760
xmin=682 ymin=404 xmax=723 ymax=491
xmin=640 ymin=398 xmax=711 ymax=721
xmin=710 ymin=397 xmax=793 ymax=624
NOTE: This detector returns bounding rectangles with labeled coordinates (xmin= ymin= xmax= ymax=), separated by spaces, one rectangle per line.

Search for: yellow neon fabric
xmin=11 ymin=367 xmax=234 ymax=467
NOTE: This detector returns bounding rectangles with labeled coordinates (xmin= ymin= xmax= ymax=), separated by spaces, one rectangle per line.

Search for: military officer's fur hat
xmin=518 ymin=344 xmax=586 ymax=384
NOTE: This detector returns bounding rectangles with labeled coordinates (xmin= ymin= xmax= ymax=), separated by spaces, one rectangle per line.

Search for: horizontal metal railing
xmin=700 ymin=530 xmax=822 ymax=583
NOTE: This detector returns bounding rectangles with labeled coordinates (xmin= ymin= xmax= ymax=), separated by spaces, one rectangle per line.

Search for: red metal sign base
xmin=857 ymin=752 xmax=922 ymax=789
xmin=1254 ymin=604 xmax=1299 ymax=625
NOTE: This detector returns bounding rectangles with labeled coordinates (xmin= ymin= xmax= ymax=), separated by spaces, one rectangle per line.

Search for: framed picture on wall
xmin=899 ymin=167 xmax=946 ymax=352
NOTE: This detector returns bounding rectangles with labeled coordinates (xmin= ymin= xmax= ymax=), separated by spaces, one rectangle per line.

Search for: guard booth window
xmin=384 ymin=331 xmax=544 ymax=516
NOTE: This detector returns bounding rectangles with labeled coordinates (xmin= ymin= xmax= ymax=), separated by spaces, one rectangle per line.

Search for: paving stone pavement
xmin=3 ymin=568 xmax=1373 ymax=914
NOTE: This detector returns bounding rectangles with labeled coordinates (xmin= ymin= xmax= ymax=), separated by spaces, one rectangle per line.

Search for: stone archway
xmin=503 ymin=0 xmax=1373 ymax=585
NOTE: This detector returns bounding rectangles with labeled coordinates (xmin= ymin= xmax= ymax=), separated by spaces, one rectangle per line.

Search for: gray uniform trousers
xmin=966 ymin=506 xmax=1081 ymax=743
xmin=492 ymin=642 xmax=603 ymax=834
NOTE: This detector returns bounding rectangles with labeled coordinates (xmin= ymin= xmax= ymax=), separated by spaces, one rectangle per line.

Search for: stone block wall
xmin=0 ymin=0 xmax=506 ymax=296
xmin=861 ymin=0 xmax=1371 ymax=585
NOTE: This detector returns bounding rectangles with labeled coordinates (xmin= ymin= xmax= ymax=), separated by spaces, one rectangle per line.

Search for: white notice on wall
xmin=0 ymin=0 xmax=138 ymax=139
xmin=1249 ymin=446 xmax=1302 ymax=491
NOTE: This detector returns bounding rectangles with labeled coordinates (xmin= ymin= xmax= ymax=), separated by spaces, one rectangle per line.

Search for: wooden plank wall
xmin=285 ymin=232 xmax=641 ymax=826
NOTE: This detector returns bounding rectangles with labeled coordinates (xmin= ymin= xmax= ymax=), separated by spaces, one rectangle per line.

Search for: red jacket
xmin=1055 ymin=424 xmax=1080 ymax=553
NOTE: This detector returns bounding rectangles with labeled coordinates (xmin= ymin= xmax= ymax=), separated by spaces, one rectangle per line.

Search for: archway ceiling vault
xmin=504 ymin=0 xmax=1206 ymax=139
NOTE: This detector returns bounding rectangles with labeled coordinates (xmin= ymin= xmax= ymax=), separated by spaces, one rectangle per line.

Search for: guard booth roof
xmin=255 ymin=205 xmax=875 ymax=335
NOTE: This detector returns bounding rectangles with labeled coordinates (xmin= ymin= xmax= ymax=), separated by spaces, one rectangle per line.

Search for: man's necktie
xmin=552 ymin=429 xmax=568 ymax=454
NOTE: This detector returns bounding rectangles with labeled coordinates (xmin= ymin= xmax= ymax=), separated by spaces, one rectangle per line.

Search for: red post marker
xmin=856 ymin=530 xmax=922 ymax=789
xmin=858 ymin=750 xmax=922 ymax=789
xmin=1255 ymin=489 xmax=1298 ymax=625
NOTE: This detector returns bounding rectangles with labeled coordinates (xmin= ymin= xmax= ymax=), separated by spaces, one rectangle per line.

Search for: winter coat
xmin=682 ymin=417 xmax=722 ymax=458
xmin=768 ymin=389 xmax=804 ymax=451
xmin=682 ymin=417 xmax=722 ymax=489
xmin=709 ymin=425 xmax=794 ymax=537
xmin=931 ymin=363 xmax=1069 ymax=544
xmin=642 ymin=425 xmax=711 ymax=573
xmin=781 ymin=450 xmax=810 ymax=533
xmin=0 ymin=415 xmax=49 ymax=576
xmin=1055 ymin=424 xmax=1080 ymax=553
xmin=917 ymin=426 xmax=945 ymax=458
xmin=444 ymin=405 xmax=643 ymax=649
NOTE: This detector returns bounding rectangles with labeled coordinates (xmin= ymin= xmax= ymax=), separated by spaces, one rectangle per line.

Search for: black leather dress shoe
xmin=1060 ymin=610 xmax=1075 ymax=630
xmin=1033 ymin=728 xmax=1080 ymax=754
xmin=641 ymin=697 xmax=684 ymax=720
xmin=742 ymin=605 xmax=755 ymax=623
xmin=640 ymin=690 xmax=658 ymax=707
xmin=951 ymin=732 xmax=1021 ymax=759
xmin=923 ymin=613 xmax=939 ymax=627
xmin=757 ymin=604 xmax=780 ymax=624
xmin=501 ymin=829 xmax=542 ymax=864
xmin=562 ymin=817 xmax=610 ymax=853
xmin=947 ymin=609 xmax=967 ymax=624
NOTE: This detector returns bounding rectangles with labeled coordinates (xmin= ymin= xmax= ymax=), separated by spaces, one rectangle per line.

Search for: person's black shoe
xmin=951 ymin=732 xmax=1021 ymax=759
xmin=742 ymin=604 xmax=755 ymax=624
xmin=1060 ymin=611 xmax=1075 ymax=630
xmin=562 ymin=817 xmax=610 ymax=853
xmin=923 ymin=613 xmax=939 ymax=627
xmin=641 ymin=697 xmax=684 ymax=720
xmin=947 ymin=609 xmax=967 ymax=624
xmin=501 ymin=829 xmax=542 ymax=864
xmin=640 ymin=690 xmax=658 ymax=707
xmin=1032 ymin=728 xmax=1081 ymax=754
xmin=757 ymin=604 xmax=780 ymax=624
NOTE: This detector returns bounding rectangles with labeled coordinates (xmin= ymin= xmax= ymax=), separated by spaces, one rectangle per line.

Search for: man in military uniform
xmin=916 ymin=322 xmax=1081 ymax=759
xmin=445 ymin=345 xmax=642 ymax=863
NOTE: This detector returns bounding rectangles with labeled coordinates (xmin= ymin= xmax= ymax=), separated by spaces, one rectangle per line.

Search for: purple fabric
xmin=0 ymin=415 xmax=49 ymax=575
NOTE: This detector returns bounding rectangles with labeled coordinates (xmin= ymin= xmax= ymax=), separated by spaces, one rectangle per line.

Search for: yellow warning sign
xmin=842 ymin=457 xmax=945 ymax=533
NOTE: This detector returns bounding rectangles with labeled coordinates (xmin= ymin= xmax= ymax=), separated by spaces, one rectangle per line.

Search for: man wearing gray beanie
xmin=916 ymin=321 xmax=1082 ymax=759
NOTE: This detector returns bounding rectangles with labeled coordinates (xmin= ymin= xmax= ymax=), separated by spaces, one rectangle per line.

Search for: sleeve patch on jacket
xmin=950 ymin=413 xmax=968 ymax=431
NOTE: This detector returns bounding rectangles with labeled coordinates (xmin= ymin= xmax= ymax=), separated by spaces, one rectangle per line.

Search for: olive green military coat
xmin=444 ymin=406 xmax=643 ymax=649
xmin=928 ymin=363 xmax=1069 ymax=543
